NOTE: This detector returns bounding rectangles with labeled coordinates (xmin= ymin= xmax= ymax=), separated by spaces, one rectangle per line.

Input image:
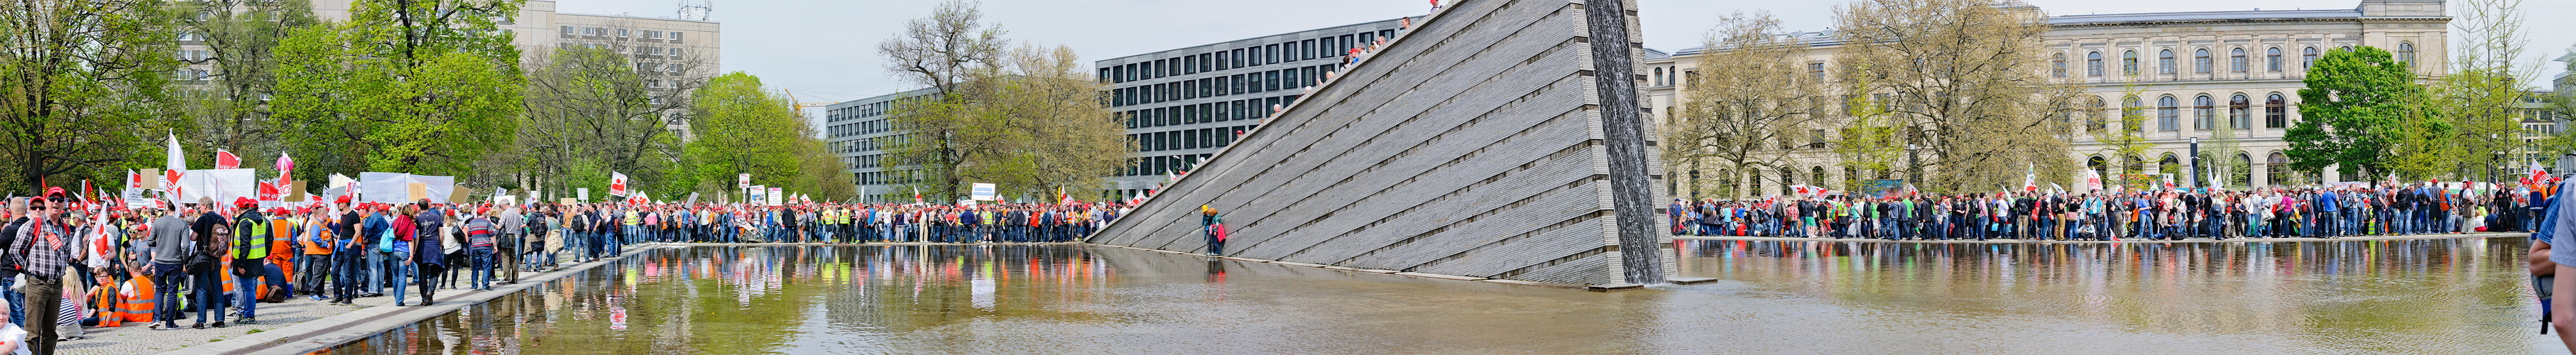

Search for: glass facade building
xmin=1097 ymin=18 xmax=1412 ymax=198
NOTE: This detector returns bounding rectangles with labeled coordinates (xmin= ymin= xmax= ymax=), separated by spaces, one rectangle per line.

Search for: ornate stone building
xmin=1645 ymin=0 xmax=2451 ymax=199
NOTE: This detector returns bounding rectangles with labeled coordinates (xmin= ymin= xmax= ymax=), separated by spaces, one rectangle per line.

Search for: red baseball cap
xmin=235 ymin=197 xmax=257 ymax=208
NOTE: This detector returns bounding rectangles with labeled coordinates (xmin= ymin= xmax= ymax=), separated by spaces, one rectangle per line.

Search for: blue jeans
xmin=382 ymin=251 xmax=410 ymax=305
xmin=469 ymin=248 xmax=496 ymax=289
xmin=155 ymin=263 xmax=187 ymax=324
xmin=337 ymin=250 xmax=365 ymax=300
xmin=193 ymin=268 xmax=224 ymax=323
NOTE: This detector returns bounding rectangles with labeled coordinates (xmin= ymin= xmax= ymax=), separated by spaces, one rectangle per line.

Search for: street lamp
xmin=2187 ymin=137 xmax=2201 ymax=189
xmin=1906 ymin=143 xmax=1921 ymax=183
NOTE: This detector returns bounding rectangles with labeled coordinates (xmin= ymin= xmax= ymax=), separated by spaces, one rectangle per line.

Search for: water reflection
xmin=317 ymin=240 xmax=2556 ymax=354
xmin=1675 ymin=238 xmax=2550 ymax=354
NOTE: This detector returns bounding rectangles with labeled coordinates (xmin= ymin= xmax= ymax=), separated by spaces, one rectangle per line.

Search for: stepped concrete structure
xmin=1088 ymin=0 xmax=1675 ymax=287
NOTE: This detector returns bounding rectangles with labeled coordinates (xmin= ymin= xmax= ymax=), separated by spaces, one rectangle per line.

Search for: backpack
xmin=376 ymin=220 xmax=398 ymax=253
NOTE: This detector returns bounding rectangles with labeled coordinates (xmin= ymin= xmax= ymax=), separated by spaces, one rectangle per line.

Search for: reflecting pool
xmin=319 ymin=238 xmax=2555 ymax=354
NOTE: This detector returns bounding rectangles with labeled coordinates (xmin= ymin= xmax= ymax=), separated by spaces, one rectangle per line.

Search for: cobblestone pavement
xmin=65 ymin=294 xmax=376 ymax=355
xmin=39 ymin=248 xmax=628 ymax=355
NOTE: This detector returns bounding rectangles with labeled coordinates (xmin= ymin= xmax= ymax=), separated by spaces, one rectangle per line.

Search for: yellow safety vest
xmin=233 ymin=215 xmax=271 ymax=259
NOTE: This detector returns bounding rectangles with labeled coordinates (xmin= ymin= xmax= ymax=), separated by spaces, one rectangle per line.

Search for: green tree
xmin=518 ymin=46 xmax=693 ymax=197
xmin=271 ymin=0 xmax=524 ymax=176
xmin=878 ymin=0 xmax=1008 ymax=202
xmin=683 ymin=72 xmax=849 ymax=201
xmin=2429 ymin=0 xmax=2536 ymax=181
xmin=1831 ymin=0 xmax=2079 ymax=193
xmin=880 ymin=1 xmax=1125 ymax=202
xmin=970 ymin=44 xmax=1128 ymax=200
xmin=2283 ymin=46 xmax=2425 ymax=179
xmin=0 ymin=0 xmax=177 ymax=190
xmin=173 ymin=0 xmax=318 ymax=170
xmin=1669 ymin=11 xmax=1824 ymax=199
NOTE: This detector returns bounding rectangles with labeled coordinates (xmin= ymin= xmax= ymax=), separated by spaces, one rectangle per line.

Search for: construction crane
xmin=785 ymin=90 xmax=835 ymax=110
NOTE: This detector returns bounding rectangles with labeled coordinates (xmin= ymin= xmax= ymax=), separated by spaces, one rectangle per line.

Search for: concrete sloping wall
xmin=1087 ymin=0 xmax=1669 ymax=286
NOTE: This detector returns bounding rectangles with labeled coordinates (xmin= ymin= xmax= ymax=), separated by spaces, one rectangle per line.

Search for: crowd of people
xmin=1671 ymin=181 xmax=2547 ymax=241
xmin=0 ymin=187 xmax=1133 ymax=354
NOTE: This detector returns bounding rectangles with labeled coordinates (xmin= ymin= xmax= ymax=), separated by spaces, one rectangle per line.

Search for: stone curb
xmin=156 ymin=244 xmax=673 ymax=355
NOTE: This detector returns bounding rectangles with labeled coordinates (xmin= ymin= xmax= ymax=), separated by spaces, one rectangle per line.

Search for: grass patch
xmin=247 ymin=329 xmax=263 ymax=334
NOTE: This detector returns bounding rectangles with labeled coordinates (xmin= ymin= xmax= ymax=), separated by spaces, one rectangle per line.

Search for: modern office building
xmin=1645 ymin=0 xmax=2453 ymax=197
xmin=1095 ymin=18 xmax=1414 ymax=199
xmin=819 ymin=88 xmax=937 ymax=204
xmin=178 ymin=0 xmax=721 ymax=138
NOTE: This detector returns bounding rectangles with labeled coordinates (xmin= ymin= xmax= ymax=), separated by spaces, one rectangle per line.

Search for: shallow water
xmin=318 ymin=238 xmax=2558 ymax=354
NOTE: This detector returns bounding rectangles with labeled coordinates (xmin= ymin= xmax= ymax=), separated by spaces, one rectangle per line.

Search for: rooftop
xmin=2045 ymin=9 xmax=2364 ymax=26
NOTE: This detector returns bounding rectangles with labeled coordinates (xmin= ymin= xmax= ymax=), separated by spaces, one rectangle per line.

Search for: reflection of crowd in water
xmin=332 ymin=245 xmax=1117 ymax=354
xmin=1672 ymin=183 xmax=2540 ymax=241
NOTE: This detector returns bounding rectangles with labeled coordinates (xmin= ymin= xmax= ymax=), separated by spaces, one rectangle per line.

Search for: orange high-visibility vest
xmin=116 ymin=276 xmax=156 ymax=324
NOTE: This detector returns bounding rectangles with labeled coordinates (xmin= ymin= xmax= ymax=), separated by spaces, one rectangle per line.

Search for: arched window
xmin=2087 ymin=51 xmax=2104 ymax=77
xmin=2231 ymin=153 xmax=2254 ymax=187
xmin=1811 ymin=167 xmax=1828 ymax=190
xmin=2123 ymin=95 xmax=2144 ymax=133
xmin=2159 ymin=49 xmax=2177 ymax=75
xmin=2194 ymin=48 xmax=2212 ymax=75
xmin=2193 ymin=94 xmax=2215 ymax=130
xmin=2228 ymin=94 xmax=2251 ymax=130
xmin=2052 ymin=53 xmax=2068 ymax=77
xmin=1652 ymin=67 xmax=1664 ymax=86
xmin=2122 ymin=50 xmax=2139 ymax=76
xmin=2087 ymin=155 xmax=2109 ymax=181
xmin=2266 ymin=151 xmax=2290 ymax=186
xmin=2230 ymin=48 xmax=2248 ymax=73
xmin=2085 ymin=96 xmax=2108 ymax=133
xmin=1747 ymin=169 xmax=1764 ymax=197
xmin=2157 ymin=95 xmax=2179 ymax=131
xmin=2302 ymin=47 xmax=2319 ymax=70
xmin=2396 ymin=41 xmax=2416 ymax=67
xmin=2159 ymin=153 xmax=2181 ymax=176
xmin=1780 ymin=169 xmax=1795 ymax=196
xmin=2125 ymin=155 xmax=2146 ymax=175
xmin=2265 ymin=48 xmax=2283 ymax=72
xmin=2264 ymin=93 xmax=2288 ymax=128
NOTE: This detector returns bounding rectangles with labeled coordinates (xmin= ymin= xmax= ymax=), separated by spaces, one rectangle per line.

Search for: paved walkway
xmin=1679 ymin=231 xmax=2531 ymax=244
xmin=57 ymin=245 xmax=670 ymax=355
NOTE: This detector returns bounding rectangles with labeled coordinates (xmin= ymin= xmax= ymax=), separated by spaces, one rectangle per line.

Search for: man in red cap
xmin=15 ymin=195 xmax=73 ymax=352
xmin=462 ymin=207 xmax=496 ymax=290
xmin=225 ymin=197 xmax=271 ymax=324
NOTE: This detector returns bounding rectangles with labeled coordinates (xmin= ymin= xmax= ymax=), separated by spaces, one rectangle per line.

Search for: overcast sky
xmin=557 ymin=0 xmax=2575 ymax=106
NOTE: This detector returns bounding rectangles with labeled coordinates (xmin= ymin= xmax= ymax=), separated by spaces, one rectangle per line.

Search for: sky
xmin=553 ymin=0 xmax=2576 ymax=106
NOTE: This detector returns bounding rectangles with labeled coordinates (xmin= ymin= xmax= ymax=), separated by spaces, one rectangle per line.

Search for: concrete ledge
xmin=1586 ymin=283 xmax=1645 ymax=292
xmin=1480 ymin=279 xmax=1588 ymax=290
xmin=163 ymin=244 xmax=675 ymax=355
xmin=1669 ymin=277 xmax=1720 ymax=285
xmin=1395 ymin=272 xmax=1488 ymax=281
xmin=1323 ymin=266 xmax=1366 ymax=271
xmin=1271 ymin=261 xmax=1328 ymax=268
xmin=1353 ymin=268 xmax=1400 ymax=274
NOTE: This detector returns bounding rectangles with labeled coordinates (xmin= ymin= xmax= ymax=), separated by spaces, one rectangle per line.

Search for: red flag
xmin=257 ymin=180 xmax=281 ymax=204
xmin=214 ymin=149 xmax=241 ymax=169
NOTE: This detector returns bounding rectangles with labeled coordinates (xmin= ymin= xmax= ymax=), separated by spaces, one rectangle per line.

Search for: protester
xmin=1671 ymin=180 xmax=2538 ymax=241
